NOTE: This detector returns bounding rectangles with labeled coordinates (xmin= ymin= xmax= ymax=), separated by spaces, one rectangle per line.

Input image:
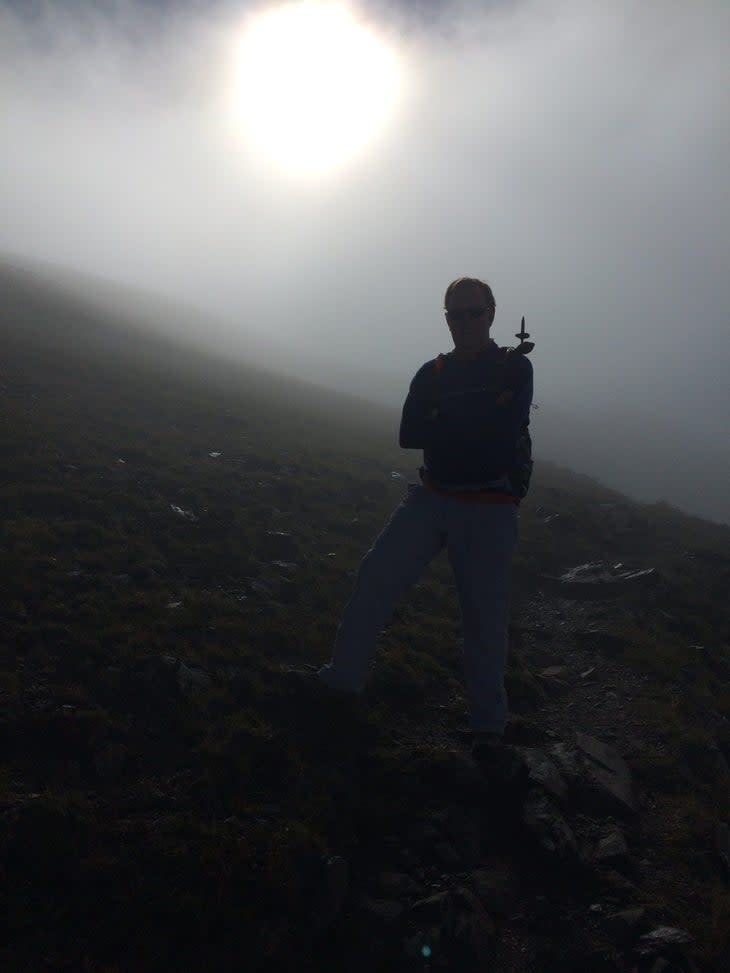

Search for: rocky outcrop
xmin=301 ymin=736 xmax=697 ymax=972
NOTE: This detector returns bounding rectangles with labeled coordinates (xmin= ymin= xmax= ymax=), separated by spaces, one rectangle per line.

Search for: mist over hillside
xmin=3 ymin=256 xmax=727 ymax=526
xmin=3 ymin=1 xmax=728 ymax=524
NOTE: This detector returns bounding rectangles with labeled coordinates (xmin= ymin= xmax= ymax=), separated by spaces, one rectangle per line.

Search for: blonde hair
xmin=443 ymin=277 xmax=496 ymax=325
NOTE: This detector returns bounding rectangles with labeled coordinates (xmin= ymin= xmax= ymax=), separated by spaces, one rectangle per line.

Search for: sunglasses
xmin=445 ymin=305 xmax=488 ymax=324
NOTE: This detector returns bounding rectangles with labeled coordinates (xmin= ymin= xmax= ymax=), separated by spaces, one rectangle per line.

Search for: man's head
xmin=443 ymin=277 xmax=496 ymax=359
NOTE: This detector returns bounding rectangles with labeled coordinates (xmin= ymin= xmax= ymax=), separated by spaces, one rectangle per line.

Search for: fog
xmin=2 ymin=0 xmax=729 ymax=523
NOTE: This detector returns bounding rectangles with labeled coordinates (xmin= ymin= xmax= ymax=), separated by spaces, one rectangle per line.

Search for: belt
xmin=420 ymin=470 xmax=518 ymax=504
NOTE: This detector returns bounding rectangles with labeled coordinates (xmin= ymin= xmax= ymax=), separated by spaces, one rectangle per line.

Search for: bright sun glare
xmin=232 ymin=1 xmax=403 ymax=175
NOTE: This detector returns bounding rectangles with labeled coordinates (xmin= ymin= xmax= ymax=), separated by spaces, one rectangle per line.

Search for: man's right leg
xmin=318 ymin=486 xmax=445 ymax=693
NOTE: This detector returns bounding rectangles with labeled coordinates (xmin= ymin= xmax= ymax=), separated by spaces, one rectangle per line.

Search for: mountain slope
xmin=2 ymin=262 xmax=730 ymax=972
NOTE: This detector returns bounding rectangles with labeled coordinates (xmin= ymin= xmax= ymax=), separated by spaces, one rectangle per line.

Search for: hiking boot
xmin=471 ymin=731 xmax=505 ymax=762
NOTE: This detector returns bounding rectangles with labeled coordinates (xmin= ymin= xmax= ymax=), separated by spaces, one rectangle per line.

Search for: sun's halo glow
xmin=232 ymin=2 xmax=403 ymax=175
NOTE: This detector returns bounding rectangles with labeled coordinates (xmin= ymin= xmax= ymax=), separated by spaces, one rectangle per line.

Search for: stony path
xmin=516 ymin=591 xmax=661 ymax=760
xmin=387 ymin=588 xmax=660 ymax=761
xmin=343 ymin=585 xmax=685 ymax=972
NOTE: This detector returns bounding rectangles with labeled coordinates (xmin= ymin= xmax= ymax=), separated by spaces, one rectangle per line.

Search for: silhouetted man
xmin=315 ymin=277 xmax=533 ymax=757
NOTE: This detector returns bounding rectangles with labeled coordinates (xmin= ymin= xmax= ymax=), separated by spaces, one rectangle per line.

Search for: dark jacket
xmin=399 ymin=341 xmax=533 ymax=491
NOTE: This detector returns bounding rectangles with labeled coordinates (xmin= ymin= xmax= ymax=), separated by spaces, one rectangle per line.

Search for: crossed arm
xmin=399 ymin=356 xmax=533 ymax=451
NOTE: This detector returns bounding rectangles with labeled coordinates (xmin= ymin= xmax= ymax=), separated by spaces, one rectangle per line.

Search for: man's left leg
xmin=446 ymin=502 xmax=518 ymax=735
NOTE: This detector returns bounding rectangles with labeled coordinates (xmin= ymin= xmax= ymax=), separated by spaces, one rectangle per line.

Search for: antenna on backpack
xmin=513 ymin=316 xmax=534 ymax=355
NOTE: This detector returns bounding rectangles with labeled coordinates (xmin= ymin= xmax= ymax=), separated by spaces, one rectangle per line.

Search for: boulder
xmin=516 ymin=747 xmax=569 ymax=802
xmin=549 ymin=733 xmax=637 ymax=818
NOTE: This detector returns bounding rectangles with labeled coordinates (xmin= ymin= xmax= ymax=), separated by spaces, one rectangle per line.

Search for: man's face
xmin=445 ymin=283 xmax=491 ymax=356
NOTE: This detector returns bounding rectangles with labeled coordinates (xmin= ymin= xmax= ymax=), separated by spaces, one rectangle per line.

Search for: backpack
xmin=430 ymin=343 xmax=534 ymax=499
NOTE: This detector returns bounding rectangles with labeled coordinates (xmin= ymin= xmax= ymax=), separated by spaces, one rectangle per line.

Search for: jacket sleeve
xmin=399 ymin=364 xmax=435 ymax=448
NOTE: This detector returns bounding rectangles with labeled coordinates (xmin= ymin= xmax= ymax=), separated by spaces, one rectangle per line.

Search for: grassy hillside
xmin=2 ymin=261 xmax=730 ymax=972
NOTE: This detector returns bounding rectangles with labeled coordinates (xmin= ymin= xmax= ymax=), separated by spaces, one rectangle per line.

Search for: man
xmin=291 ymin=277 xmax=533 ymax=759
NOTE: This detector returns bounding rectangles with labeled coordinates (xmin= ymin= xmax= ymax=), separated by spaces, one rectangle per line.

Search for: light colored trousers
xmin=318 ymin=484 xmax=518 ymax=734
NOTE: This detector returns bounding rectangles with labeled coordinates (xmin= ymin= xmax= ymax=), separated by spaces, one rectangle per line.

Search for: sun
xmin=231 ymin=1 xmax=403 ymax=175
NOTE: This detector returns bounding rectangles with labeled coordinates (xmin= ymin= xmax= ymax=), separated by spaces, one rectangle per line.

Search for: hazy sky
xmin=2 ymin=0 xmax=729 ymax=521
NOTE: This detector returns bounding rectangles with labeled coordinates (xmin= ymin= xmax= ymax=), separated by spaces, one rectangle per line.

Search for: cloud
xmin=2 ymin=0 xmax=729 ymax=519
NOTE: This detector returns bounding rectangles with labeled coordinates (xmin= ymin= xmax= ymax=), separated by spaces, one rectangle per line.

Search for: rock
xmin=592 ymin=828 xmax=630 ymax=869
xmin=540 ymin=665 xmax=569 ymax=679
xmin=122 ymin=655 xmax=212 ymax=709
xmin=537 ymin=666 xmax=571 ymax=694
xmin=636 ymin=925 xmax=693 ymax=956
xmin=596 ymin=868 xmax=637 ymax=901
xmin=411 ymin=892 xmax=448 ymax=924
xmin=548 ymin=738 xmax=583 ymax=775
xmin=562 ymin=732 xmax=638 ymax=818
xmin=602 ymin=906 xmax=648 ymax=944
xmin=516 ymin=747 xmax=568 ymax=802
xmin=523 ymin=788 xmax=582 ymax=865
xmin=540 ymin=562 xmax=658 ymax=599
xmin=173 ymin=659 xmax=212 ymax=696
xmin=170 ymin=503 xmax=197 ymax=522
